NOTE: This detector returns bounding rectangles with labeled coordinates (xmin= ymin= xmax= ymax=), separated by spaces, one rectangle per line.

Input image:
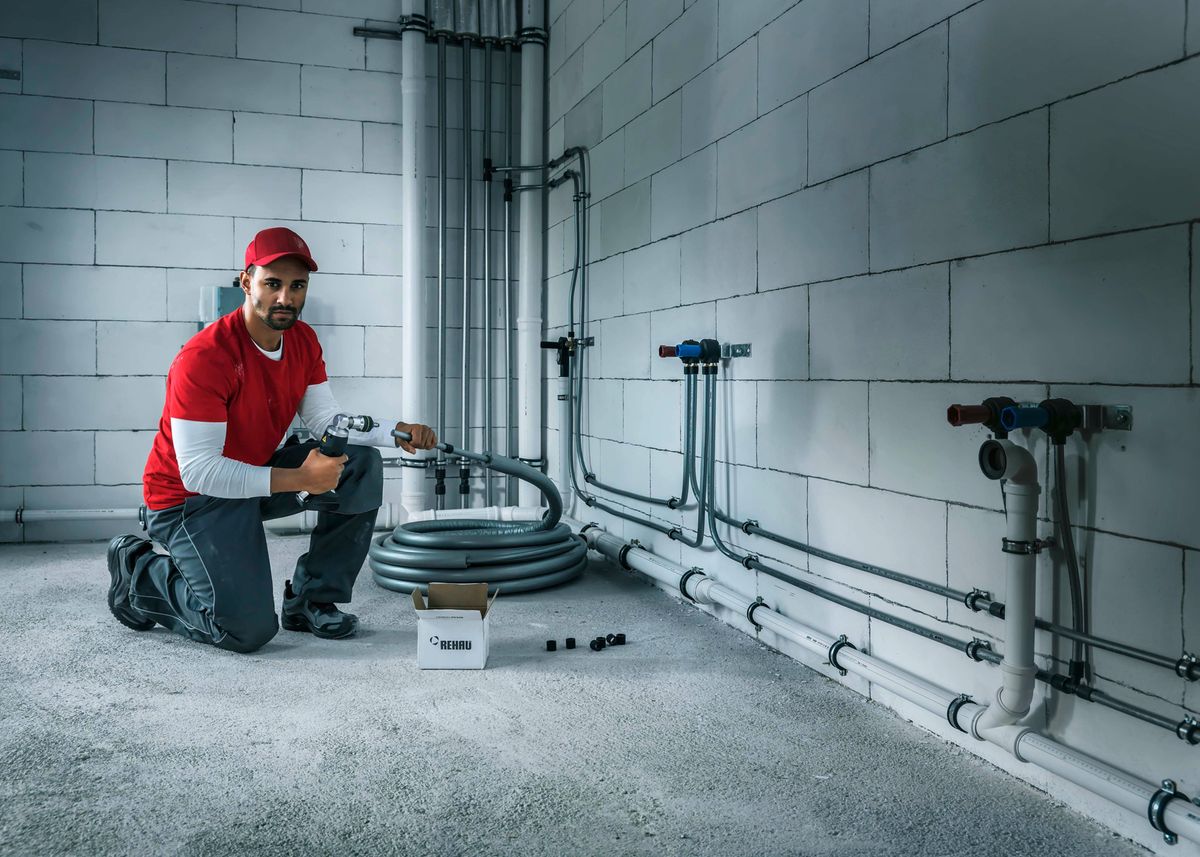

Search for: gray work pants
xmin=130 ymin=439 xmax=383 ymax=653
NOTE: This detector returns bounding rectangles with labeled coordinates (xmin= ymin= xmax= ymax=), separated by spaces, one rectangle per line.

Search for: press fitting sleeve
xmin=171 ymin=418 xmax=272 ymax=499
xmin=297 ymin=382 xmax=399 ymax=448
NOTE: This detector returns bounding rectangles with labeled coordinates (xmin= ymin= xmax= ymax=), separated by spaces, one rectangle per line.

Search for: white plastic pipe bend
xmin=975 ymin=440 xmax=1040 ymax=735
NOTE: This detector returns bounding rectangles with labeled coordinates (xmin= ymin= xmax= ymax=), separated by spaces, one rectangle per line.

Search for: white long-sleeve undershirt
xmin=172 ymin=381 xmax=398 ymax=499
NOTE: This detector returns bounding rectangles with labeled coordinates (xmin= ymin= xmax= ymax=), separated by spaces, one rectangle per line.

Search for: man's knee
xmin=215 ymin=611 xmax=279 ymax=654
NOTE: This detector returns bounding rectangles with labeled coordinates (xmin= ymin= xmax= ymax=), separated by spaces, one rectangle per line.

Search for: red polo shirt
xmin=142 ymin=310 xmax=327 ymax=510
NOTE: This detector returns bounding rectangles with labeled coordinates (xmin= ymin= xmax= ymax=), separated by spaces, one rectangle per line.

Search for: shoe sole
xmin=280 ymin=612 xmax=358 ymax=640
xmin=107 ymin=535 xmax=155 ymax=632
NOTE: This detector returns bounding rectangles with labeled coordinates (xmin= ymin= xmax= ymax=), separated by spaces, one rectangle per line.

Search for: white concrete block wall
xmin=0 ymin=2 xmax=523 ymax=539
xmin=547 ymin=1 xmax=1200 ymax=851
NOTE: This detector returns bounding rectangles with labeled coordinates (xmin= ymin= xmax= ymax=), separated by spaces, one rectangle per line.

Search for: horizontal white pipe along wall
xmin=544 ymin=0 xmax=1200 ymax=852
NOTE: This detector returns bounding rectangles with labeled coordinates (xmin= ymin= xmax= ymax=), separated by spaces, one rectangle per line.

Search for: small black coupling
xmin=589 ymin=637 xmax=605 ymax=651
xmin=546 ymin=640 xmax=556 ymax=652
xmin=503 ymin=176 xmax=513 ymax=202
xmin=1048 ymin=673 xmax=1080 ymax=696
xmin=988 ymin=601 xmax=1006 ymax=619
xmin=565 ymin=637 xmax=576 ymax=649
xmin=606 ymin=633 xmax=616 ymax=645
xmin=615 ymin=633 xmax=626 ymax=645
xmin=1039 ymin=397 xmax=1084 ymax=445
xmin=698 ymin=338 xmax=721 ymax=363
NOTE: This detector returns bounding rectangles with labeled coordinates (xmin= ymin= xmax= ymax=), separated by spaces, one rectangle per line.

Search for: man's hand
xmin=299 ymin=446 xmax=347 ymax=494
xmin=394 ymin=422 xmax=437 ymax=454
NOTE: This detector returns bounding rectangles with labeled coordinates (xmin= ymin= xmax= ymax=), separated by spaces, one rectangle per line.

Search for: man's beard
xmin=260 ymin=304 xmax=298 ymax=331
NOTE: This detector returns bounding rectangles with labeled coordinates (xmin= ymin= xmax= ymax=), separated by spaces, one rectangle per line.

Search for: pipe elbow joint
xmin=978 ymin=439 xmax=1038 ymax=486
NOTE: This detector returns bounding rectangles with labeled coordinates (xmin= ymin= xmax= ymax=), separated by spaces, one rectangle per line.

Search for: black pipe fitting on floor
xmin=565 ymin=637 xmax=576 ymax=649
xmin=546 ymin=639 xmax=556 ymax=651
xmin=946 ymin=396 xmax=1017 ymax=439
xmin=589 ymin=637 xmax=605 ymax=651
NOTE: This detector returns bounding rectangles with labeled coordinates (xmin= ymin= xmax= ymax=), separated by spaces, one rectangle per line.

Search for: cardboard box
xmin=411 ymin=582 xmax=498 ymax=670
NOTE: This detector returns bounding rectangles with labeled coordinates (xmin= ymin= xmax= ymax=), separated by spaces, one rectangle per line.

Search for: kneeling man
xmin=106 ymin=227 xmax=435 ymax=652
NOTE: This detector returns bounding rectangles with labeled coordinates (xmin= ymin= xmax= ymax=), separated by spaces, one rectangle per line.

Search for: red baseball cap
xmin=244 ymin=226 xmax=318 ymax=272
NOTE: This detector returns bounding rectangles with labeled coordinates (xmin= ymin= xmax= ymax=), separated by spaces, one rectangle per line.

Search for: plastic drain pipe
xmin=399 ymin=0 xmax=430 ymax=517
xmin=577 ymin=525 xmax=1200 ymax=848
xmin=515 ymin=0 xmax=546 ymax=506
xmin=369 ymin=430 xmax=586 ymax=594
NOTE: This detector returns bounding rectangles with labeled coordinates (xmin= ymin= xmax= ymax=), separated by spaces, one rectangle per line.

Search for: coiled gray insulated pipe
xmin=369 ymin=432 xmax=588 ymax=594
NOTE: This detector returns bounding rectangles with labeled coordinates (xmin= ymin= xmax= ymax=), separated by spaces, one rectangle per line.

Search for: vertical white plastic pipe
xmin=975 ymin=441 xmax=1040 ymax=733
xmin=400 ymin=0 xmax=429 ymax=516
xmin=516 ymin=0 xmax=545 ymax=507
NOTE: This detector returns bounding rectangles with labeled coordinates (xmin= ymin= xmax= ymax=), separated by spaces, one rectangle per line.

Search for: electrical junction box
xmin=411 ymin=582 xmax=497 ymax=670
xmin=198 ymin=281 xmax=245 ymax=328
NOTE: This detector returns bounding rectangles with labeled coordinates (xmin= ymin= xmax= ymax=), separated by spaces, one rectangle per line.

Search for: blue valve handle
xmin=1000 ymin=405 xmax=1049 ymax=432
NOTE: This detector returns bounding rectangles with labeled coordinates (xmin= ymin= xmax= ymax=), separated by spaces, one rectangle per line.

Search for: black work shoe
xmin=280 ymin=579 xmax=358 ymax=639
xmin=106 ymin=534 xmax=155 ymax=632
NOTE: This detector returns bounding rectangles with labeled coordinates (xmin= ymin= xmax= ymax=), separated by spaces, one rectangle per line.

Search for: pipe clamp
xmin=745 ymin=597 xmax=768 ymax=630
xmin=1148 ymin=779 xmax=1192 ymax=845
xmin=741 ymin=518 xmax=759 ymax=535
xmin=1176 ymin=715 xmax=1199 ymax=745
xmin=741 ymin=554 xmax=758 ymax=570
xmin=966 ymin=638 xmax=993 ymax=662
xmin=946 ymin=694 xmax=974 ymax=733
xmin=1001 ymin=537 xmax=1053 ymax=555
xmin=678 ymin=567 xmax=705 ymax=602
xmin=617 ymin=540 xmax=643 ymax=571
xmin=827 ymin=635 xmax=857 ymax=677
xmin=964 ymin=588 xmax=991 ymax=612
xmin=1175 ymin=652 xmax=1199 ymax=682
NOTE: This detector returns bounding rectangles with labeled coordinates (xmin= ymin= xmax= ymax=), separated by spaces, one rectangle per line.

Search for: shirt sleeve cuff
xmin=250 ymin=464 xmax=274 ymax=497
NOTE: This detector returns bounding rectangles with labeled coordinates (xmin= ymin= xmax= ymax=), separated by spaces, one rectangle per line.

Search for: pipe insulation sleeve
xmin=369 ymin=443 xmax=586 ymax=594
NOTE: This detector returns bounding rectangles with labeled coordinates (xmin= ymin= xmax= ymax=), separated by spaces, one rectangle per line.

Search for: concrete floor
xmin=0 ymin=535 xmax=1148 ymax=857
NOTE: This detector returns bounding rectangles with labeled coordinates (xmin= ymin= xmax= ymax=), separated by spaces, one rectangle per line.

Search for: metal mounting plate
xmin=721 ymin=343 xmax=752 ymax=359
